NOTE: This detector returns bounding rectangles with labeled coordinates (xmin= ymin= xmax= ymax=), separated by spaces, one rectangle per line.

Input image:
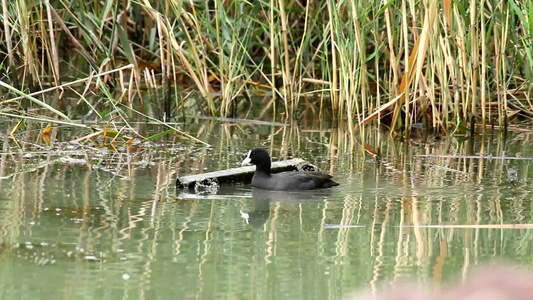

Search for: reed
xmin=1 ymin=0 xmax=532 ymax=138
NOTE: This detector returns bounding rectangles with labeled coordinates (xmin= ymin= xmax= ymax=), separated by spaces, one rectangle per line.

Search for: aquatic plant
xmin=1 ymin=0 xmax=532 ymax=138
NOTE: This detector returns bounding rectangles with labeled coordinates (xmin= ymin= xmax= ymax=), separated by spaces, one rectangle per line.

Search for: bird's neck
xmin=256 ymin=162 xmax=271 ymax=176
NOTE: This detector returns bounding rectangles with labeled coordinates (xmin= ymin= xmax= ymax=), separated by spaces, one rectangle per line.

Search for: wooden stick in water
xmin=176 ymin=158 xmax=316 ymax=190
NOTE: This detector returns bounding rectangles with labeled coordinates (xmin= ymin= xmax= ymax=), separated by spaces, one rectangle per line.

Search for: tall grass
xmin=1 ymin=0 xmax=532 ymax=135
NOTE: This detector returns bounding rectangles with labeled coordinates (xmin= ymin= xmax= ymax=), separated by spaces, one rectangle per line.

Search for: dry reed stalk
xmin=2 ymin=0 xmax=14 ymax=68
xmin=453 ymin=6 xmax=467 ymax=121
xmin=326 ymin=2 xmax=338 ymax=112
xmin=500 ymin=7 xmax=510 ymax=128
xmin=480 ymin=5 xmax=487 ymax=130
xmin=277 ymin=0 xmax=292 ymax=112
xmin=469 ymin=0 xmax=478 ymax=126
xmin=44 ymin=0 xmax=60 ymax=86
xmin=2 ymin=64 xmax=134 ymax=104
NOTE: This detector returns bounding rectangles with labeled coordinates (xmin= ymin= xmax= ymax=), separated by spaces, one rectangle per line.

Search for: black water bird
xmin=241 ymin=148 xmax=339 ymax=191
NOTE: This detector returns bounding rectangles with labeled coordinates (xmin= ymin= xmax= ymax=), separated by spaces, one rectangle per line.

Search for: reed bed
xmin=1 ymin=0 xmax=533 ymax=138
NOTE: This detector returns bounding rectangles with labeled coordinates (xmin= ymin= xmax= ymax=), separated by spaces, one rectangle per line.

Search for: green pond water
xmin=0 ymin=120 xmax=532 ymax=300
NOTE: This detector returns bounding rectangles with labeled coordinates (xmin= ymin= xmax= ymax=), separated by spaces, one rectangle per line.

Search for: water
xmin=0 ymin=121 xmax=532 ymax=299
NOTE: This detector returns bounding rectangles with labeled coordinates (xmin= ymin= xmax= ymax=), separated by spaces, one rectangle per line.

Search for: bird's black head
xmin=242 ymin=148 xmax=272 ymax=173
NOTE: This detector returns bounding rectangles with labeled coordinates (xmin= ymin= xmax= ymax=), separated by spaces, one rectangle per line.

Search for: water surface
xmin=0 ymin=122 xmax=532 ymax=299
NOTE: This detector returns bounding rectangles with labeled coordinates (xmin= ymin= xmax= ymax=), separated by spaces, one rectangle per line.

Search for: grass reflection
xmin=0 ymin=121 xmax=532 ymax=299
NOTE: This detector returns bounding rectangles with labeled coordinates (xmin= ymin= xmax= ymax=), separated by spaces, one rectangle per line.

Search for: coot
xmin=241 ymin=148 xmax=339 ymax=191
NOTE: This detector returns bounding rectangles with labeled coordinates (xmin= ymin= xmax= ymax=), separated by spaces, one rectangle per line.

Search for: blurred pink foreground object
xmin=347 ymin=266 xmax=533 ymax=300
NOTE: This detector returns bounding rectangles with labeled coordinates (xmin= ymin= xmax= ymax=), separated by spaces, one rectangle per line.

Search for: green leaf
xmin=116 ymin=22 xmax=138 ymax=69
xmin=142 ymin=129 xmax=174 ymax=142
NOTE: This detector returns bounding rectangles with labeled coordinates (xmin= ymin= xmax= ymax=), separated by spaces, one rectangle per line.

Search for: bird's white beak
xmin=241 ymin=151 xmax=252 ymax=166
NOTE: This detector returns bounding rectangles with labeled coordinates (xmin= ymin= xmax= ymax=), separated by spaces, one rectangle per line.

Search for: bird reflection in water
xmin=240 ymin=188 xmax=332 ymax=229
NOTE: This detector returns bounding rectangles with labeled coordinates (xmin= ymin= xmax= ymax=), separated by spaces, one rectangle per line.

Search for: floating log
xmin=176 ymin=158 xmax=316 ymax=190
